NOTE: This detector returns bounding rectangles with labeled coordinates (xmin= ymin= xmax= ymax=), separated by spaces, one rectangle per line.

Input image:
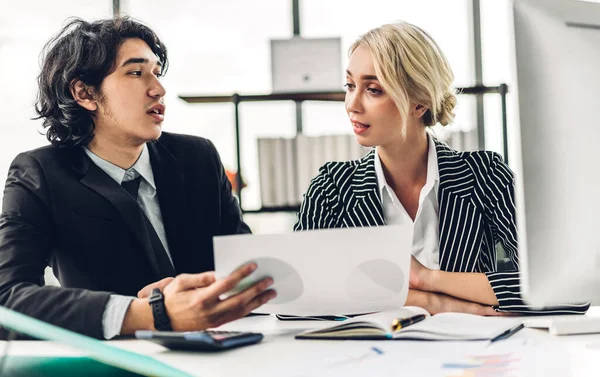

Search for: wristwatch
xmin=148 ymin=288 xmax=172 ymax=331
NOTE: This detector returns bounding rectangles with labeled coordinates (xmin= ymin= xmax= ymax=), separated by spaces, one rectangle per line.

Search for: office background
xmin=0 ymin=0 xmax=516 ymax=235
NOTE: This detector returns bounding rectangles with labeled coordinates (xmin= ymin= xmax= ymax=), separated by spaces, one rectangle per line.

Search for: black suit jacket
xmin=0 ymin=132 xmax=250 ymax=338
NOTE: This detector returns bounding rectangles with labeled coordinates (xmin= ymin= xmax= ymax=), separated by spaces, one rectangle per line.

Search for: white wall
xmin=0 ymin=0 xmax=112 ymax=198
xmin=480 ymin=0 xmax=519 ymax=166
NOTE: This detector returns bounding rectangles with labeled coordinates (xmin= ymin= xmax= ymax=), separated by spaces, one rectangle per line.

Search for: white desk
xmin=3 ymin=308 xmax=600 ymax=377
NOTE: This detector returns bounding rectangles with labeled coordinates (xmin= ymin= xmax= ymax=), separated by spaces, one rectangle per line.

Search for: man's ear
xmin=411 ymin=103 xmax=429 ymax=119
xmin=70 ymin=79 xmax=98 ymax=111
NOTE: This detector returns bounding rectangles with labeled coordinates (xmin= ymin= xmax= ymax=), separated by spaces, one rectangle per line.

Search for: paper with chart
xmin=213 ymin=225 xmax=412 ymax=315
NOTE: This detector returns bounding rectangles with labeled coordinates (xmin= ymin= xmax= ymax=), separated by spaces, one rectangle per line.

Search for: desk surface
xmin=4 ymin=308 xmax=600 ymax=377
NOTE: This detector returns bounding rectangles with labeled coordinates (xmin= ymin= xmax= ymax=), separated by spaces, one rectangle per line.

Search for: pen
xmin=391 ymin=314 xmax=426 ymax=332
xmin=276 ymin=314 xmax=350 ymax=321
xmin=489 ymin=323 xmax=525 ymax=344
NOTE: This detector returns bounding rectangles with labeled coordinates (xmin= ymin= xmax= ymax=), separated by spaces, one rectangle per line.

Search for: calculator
xmin=135 ymin=330 xmax=264 ymax=351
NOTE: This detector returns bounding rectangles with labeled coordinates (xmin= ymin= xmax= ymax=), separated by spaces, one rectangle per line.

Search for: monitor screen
xmin=513 ymin=0 xmax=600 ymax=306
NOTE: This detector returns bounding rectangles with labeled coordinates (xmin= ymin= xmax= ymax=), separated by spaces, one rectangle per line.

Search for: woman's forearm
xmin=405 ymin=288 xmax=431 ymax=308
xmin=425 ymin=271 xmax=498 ymax=306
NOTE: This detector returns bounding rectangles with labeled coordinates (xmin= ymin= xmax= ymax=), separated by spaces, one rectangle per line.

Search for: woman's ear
xmin=411 ymin=103 xmax=429 ymax=119
xmin=70 ymin=79 xmax=98 ymax=111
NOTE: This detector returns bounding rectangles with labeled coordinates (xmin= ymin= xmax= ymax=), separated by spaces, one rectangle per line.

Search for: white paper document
xmin=213 ymin=226 xmax=412 ymax=315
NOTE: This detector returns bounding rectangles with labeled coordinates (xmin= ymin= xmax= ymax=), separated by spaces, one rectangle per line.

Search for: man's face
xmin=93 ymin=38 xmax=166 ymax=145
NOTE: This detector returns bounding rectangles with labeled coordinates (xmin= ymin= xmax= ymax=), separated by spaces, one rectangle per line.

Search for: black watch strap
xmin=148 ymin=288 xmax=172 ymax=331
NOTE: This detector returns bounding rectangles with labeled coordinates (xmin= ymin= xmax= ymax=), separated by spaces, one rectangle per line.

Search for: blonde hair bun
xmin=437 ymin=91 xmax=457 ymax=127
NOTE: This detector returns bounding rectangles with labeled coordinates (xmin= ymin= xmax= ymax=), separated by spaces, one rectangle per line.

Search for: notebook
xmin=295 ymin=306 xmax=521 ymax=340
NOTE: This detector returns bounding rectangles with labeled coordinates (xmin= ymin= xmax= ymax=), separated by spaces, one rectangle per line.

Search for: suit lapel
xmin=343 ymin=150 xmax=385 ymax=227
xmin=147 ymin=140 xmax=187 ymax=273
xmin=435 ymin=141 xmax=485 ymax=272
xmin=75 ymin=149 xmax=163 ymax=279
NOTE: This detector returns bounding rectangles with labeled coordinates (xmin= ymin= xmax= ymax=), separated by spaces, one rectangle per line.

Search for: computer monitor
xmin=513 ymin=0 xmax=600 ymax=306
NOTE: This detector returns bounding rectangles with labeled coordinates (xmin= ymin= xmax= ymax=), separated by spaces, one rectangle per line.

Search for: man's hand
xmin=406 ymin=289 xmax=505 ymax=316
xmin=165 ymin=263 xmax=276 ymax=330
xmin=137 ymin=277 xmax=176 ymax=299
xmin=409 ymin=256 xmax=431 ymax=291
xmin=121 ymin=263 xmax=276 ymax=334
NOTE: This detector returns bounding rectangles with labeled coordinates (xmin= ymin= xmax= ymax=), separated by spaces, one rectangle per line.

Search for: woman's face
xmin=345 ymin=45 xmax=405 ymax=148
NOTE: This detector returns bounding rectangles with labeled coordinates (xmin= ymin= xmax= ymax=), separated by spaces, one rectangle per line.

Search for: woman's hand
xmin=408 ymin=258 xmax=500 ymax=306
xmin=406 ymin=289 xmax=505 ymax=316
xmin=409 ymin=256 xmax=431 ymax=291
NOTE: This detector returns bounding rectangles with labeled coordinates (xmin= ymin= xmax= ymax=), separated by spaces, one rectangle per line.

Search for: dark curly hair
xmin=34 ymin=17 xmax=169 ymax=147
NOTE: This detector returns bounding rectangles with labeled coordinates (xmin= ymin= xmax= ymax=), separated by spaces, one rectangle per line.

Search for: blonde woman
xmin=294 ymin=22 xmax=588 ymax=315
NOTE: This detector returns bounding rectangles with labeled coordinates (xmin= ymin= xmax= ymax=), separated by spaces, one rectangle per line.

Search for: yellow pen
xmin=391 ymin=314 xmax=426 ymax=332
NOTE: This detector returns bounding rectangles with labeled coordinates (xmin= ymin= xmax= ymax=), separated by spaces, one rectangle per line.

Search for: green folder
xmin=2 ymin=356 xmax=146 ymax=377
xmin=0 ymin=306 xmax=193 ymax=377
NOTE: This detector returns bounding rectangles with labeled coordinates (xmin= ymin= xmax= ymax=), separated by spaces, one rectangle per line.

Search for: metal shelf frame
xmin=179 ymin=83 xmax=509 ymax=214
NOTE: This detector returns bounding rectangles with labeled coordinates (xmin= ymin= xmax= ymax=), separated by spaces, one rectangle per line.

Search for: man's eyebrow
xmin=346 ymin=69 xmax=378 ymax=81
xmin=121 ymin=57 xmax=162 ymax=67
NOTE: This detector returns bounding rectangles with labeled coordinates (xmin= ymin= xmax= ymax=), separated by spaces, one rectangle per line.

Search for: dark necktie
xmin=121 ymin=176 xmax=176 ymax=278
xmin=121 ymin=176 xmax=142 ymax=200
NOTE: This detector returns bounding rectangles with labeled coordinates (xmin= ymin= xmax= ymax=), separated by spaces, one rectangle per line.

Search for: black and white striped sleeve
xmin=484 ymin=153 xmax=589 ymax=314
xmin=294 ymin=164 xmax=340 ymax=231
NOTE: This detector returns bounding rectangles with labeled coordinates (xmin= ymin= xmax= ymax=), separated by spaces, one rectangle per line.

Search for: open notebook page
xmin=328 ymin=306 xmax=431 ymax=333
xmin=394 ymin=313 xmax=520 ymax=340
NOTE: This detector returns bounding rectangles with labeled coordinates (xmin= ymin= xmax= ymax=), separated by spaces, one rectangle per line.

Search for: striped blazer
xmin=294 ymin=139 xmax=588 ymax=314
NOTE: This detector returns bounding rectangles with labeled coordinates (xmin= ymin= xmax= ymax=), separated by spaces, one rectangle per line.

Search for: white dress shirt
xmin=374 ymin=133 xmax=440 ymax=270
xmin=83 ymin=145 xmax=174 ymax=339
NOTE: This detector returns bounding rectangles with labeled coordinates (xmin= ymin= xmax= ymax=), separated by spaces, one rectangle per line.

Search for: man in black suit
xmin=0 ymin=17 xmax=276 ymax=339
